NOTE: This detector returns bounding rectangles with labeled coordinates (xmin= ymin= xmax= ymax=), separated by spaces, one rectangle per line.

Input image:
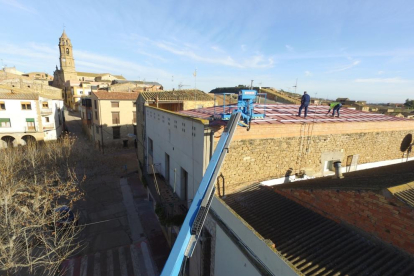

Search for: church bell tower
xmin=59 ymin=30 xmax=77 ymax=81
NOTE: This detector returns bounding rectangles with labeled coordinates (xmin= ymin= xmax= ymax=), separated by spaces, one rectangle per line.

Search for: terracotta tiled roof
xmin=76 ymin=72 xmax=125 ymax=80
xmin=224 ymin=184 xmax=414 ymax=275
xmin=0 ymin=85 xmax=39 ymax=100
xmin=179 ymin=104 xmax=412 ymax=125
xmin=141 ymin=90 xmax=212 ymax=101
xmin=92 ymin=91 xmax=139 ymax=100
xmin=0 ymin=92 xmax=38 ymax=100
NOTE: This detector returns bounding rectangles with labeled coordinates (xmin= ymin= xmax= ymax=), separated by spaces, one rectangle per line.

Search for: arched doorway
xmin=22 ymin=135 xmax=37 ymax=146
xmin=1 ymin=136 xmax=16 ymax=148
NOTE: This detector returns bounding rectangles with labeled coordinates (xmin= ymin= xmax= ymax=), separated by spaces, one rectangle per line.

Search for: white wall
xmin=211 ymin=198 xmax=298 ymax=276
xmin=214 ymin=225 xmax=262 ymax=276
xmin=40 ymin=97 xmax=64 ymax=141
xmin=0 ymin=99 xmax=39 ymax=133
xmin=145 ymin=107 xmax=210 ymax=201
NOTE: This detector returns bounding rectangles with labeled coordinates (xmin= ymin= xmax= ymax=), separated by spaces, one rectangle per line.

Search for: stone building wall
xmin=0 ymin=77 xmax=62 ymax=98
xmin=218 ymin=129 xmax=414 ymax=194
xmin=183 ymin=100 xmax=214 ymax=110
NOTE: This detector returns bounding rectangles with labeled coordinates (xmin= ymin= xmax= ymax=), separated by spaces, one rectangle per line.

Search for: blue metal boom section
xmin=160 ymin=112 xmax=242 ymax=276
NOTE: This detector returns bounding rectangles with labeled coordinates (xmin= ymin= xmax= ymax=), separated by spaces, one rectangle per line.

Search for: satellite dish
xmin=127 ymin=133 xmax=136 ymax=138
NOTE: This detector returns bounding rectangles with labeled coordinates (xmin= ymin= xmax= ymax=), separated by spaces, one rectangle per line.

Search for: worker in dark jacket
xmin=327 ymin=102 xmax=343 ymax=117
xmin=298 ymin=91 xmax=310 ymax=117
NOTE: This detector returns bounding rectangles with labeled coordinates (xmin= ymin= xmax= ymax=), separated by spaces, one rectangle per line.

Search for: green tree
xmin=0 ymin=136 xmax=83 ymax=276
xmin=404 ymin=99 xmax=414 ymax=108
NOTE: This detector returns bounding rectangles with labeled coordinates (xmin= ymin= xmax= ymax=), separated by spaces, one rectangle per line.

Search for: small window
xmin=96 ymin=125 xmax=99 ymax=134
xmin=111 ymin=102 xmax=119 ymax=108
xmin=0 ymin=102 xmax=5 ymax=110
xmin=112 ymin=112 xmax=120 ymax=124
xmin=113 ymin=126 xmax=120 ymax=139
xmin=42 ymin=102 xmax=49 ymax=108
xmin=95 ymin=111 xmax=98 ymax=120
xmin=21 ymin=102 xmax=32 ymax=110
xmin=26 ymin=118 xmax=35 ymax=130
xmin=133 ymin=101 xmax=136 ymax=107
xmin=132 ymin=111 xmax=136 ymax=123
xmin=45 ymin=117 xmax=50 ymax=123
xmin=94 ymin=100 xmax=97 ymax=109
xmin=0 ymin=118 xmax=11 ymax=127
xmin=66 ymin=48 xmax=69 ymax=54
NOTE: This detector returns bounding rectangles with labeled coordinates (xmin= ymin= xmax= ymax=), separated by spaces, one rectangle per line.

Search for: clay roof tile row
xmin=141 ymin=90 xmax=213 ymax=102
xmin=92 ymin=91 xmax=139 ymax=100
xmin=179 ymin=104 xmax=411 ymax=125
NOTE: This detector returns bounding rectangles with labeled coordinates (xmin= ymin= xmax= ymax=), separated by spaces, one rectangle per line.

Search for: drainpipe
xmin=99 ymin=99 xmax=104 ymax=154
xmin=173 ymin=168 xmax=176 ymax=193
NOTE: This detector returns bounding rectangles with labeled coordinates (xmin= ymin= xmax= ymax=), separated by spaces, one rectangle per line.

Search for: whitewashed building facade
xmin=0 ymin=87 xmax=64 ymax=148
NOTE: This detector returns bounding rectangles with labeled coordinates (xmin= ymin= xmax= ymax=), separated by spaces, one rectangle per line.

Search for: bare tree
xmin=0 ymin=136 xmax=84 ymax=276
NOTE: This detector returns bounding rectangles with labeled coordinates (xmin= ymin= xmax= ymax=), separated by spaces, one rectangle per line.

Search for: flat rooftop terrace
xmin=179 ymin=104 xmax=409 ymax=126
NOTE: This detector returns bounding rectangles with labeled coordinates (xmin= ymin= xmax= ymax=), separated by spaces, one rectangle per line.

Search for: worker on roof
xmin=327 ymin=102 xmax=343 ymax=117
xmin=298 ymin=91 xmax=310 ymax=117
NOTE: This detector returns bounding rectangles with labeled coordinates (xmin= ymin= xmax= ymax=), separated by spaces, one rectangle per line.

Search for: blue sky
xmin=1 ymin=0 xmax=413 ymax=103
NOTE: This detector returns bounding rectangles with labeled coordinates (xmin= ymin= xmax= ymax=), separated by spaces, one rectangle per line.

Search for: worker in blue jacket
xmin=298 ymin=91 xmax=310 ymax=117
xmin=327 ymin=102 xmax=343 ymax=117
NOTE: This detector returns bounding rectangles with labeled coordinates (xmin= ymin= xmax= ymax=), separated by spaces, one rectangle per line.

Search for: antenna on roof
xmin=193 ymin=68 xmax=197 ymax=90
xmin=293 ymin=78 xmax=298 ymax=94
xmin=178 ymin=82 xmax=190 ymax=90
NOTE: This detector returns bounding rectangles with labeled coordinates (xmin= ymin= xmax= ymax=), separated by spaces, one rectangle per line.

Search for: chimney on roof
xmin=332 ymin=161 xmax=344 ymax=179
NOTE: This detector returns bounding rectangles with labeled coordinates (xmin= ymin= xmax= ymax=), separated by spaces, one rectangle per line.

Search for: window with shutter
xmin=112 ymin=112 xmax=120 ymax=124
xmin=0 ymin=118 xmax=11 ymax=127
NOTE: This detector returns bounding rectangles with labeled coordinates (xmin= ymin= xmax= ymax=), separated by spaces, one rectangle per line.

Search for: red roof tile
xmin=92 ymin=91 xmax=139 ymax=100
xmin=179 ymin=104 xmax=410 ymax=125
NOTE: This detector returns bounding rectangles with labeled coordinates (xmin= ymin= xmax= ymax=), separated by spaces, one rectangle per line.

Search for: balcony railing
xmin=43 ymin=123 xmax=55 ymax=130
xmin=25 ymin=126 xmax=37 ymax=133
xmin=41 ymin=108 xmax=52 ymax=115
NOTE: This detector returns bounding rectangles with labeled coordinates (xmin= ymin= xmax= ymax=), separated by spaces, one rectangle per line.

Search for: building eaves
xmin=141 ymin=90 xmax=212 ymax=102
xmin=77 ymin=72 xmax=125 ymax=80
xmin=224 ymin=184 xmax=414 ymax=275
xmin=92 ymin=91 xmax=139 ymax=100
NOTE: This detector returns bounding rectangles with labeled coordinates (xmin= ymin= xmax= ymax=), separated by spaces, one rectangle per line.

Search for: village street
xmin=61 ymin=110 xmax=169 ymax=276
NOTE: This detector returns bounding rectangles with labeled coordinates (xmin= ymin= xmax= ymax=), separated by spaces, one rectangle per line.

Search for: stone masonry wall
xmin=218 ymin=130 xmax=414 ymax=194
xmin=183 ymin=100 xmax=214 ymax=110
xmin=276 ymin=188 xmax=414 ymax=255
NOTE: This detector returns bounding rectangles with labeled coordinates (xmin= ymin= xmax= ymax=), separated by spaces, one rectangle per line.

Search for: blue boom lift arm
xmin=160 ymin=90 xmax=263 ymax=276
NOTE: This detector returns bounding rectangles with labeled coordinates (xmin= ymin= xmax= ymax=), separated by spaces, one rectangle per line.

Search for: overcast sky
xmin=0 ymin=0 xmax=413 ymax=103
